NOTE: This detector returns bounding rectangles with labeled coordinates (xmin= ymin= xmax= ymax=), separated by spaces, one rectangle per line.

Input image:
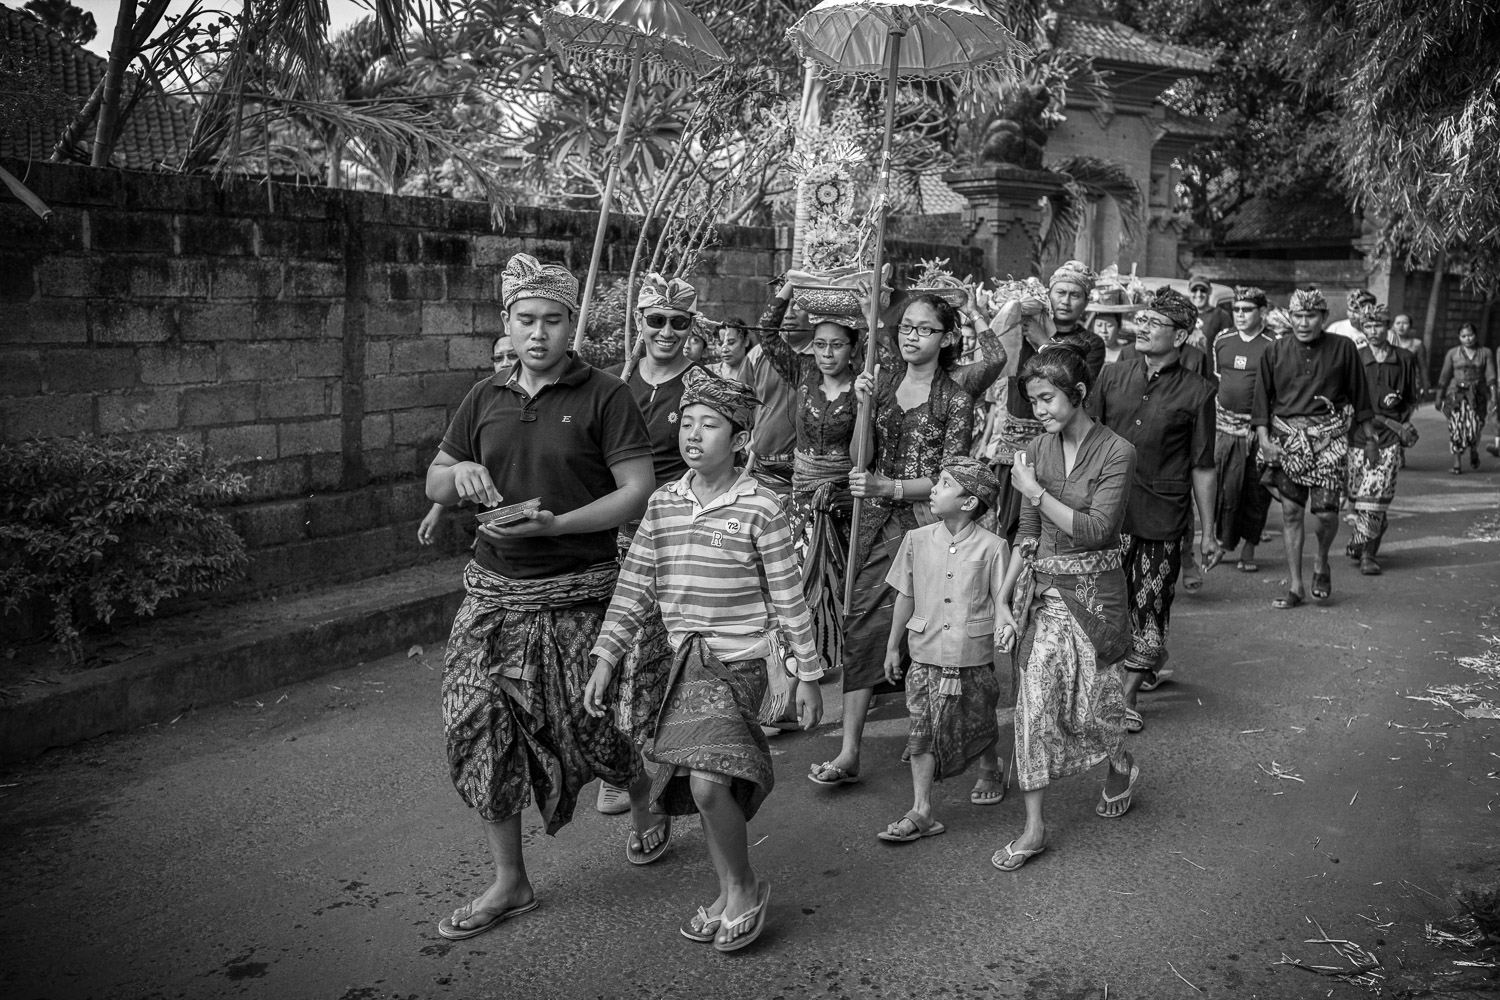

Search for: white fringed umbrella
xmin=543 ymin=0 xmax=729 ymax=352
xmin=788 ymin=0 xmax=1025 ymax=606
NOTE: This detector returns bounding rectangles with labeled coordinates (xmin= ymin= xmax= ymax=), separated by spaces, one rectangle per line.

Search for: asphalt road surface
xmin=3 ymin=410 xmax=1498 ymax=1000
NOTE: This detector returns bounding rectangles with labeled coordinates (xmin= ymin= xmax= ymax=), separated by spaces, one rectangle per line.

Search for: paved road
xmin=3 ymin=411 xmax=1498 ymax=1000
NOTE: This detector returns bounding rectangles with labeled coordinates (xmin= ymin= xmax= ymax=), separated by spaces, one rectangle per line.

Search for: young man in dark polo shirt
xmin=1344 ymin=304 xmax=1420 ymax=576
xmin=428 ymin=254 xmax=661 ymax=941
xmin=1213 ymin=286 xmax=1276 ymax=572
xmin=1093 ymin=287 xmax=1218 ymax=732
xmin=1252 ymin=287 xmax=1377 ymax=608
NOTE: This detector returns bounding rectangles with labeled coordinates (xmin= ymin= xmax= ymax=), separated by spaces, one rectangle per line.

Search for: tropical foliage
xmin=23 ymin=0 xmax=96 ymax=44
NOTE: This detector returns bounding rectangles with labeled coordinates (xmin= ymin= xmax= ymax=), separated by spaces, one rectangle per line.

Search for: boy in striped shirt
xmin=586 ymin=368 xmax=823 ymax=953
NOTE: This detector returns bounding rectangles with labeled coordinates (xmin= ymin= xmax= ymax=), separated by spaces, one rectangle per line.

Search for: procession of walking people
xmin=423 ymin=250 xmax=1493 ymax=953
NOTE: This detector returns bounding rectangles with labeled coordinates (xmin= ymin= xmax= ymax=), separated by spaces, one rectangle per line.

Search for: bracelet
xmin=893 ymin=479 xmax=905 ymax=501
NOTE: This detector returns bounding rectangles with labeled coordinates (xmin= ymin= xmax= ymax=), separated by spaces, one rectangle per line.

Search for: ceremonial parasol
xmin=543 ymin=0 xmax=730 ymax=353
xmin=787 ymin=0 xmax=1025 ymax=606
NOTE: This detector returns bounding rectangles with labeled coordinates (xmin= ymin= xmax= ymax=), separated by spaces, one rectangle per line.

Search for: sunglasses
xmin=1231 ymin=305 xmax=1260 ymax=313
xmin=643 ymin=313 xmax=694 ymax=331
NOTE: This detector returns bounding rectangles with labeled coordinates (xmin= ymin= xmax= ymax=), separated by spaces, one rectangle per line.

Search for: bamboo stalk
xmin=843 ymin=26 xmax=905 ymax=610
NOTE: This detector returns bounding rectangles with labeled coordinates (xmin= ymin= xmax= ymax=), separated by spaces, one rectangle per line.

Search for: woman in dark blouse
xmin=808 ymin=294 xmax=986 ymax=793
xmin=992 ymin=345 xmax=1140 ymax=872
xmin=1436 ymin=322 xmax=1498 ymax=472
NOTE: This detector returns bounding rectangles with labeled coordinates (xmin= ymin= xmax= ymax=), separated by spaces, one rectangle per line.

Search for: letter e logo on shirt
xmin=1233 ymin=355 xmax=1248 ymax=370
xmin=562 ymin=415 xmax=573 ymax=422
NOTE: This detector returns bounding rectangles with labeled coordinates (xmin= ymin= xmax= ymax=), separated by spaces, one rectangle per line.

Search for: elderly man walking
xmin=1252 ymin=287 xmax=1377 ymax=608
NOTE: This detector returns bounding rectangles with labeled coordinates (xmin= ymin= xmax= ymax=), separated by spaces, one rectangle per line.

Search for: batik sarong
xmin=442 ymin=560 xmax=639 ymax=834
xmin=842 ymin=515 xmax=909 ymax=692
xmin=1122 ymin=535 xmax=1182 ymax=677
xmin=647 ymin=636 xmax=772 ymax=821
xmin=903 ymin=661 xmax=1000 ymax=780
xmin=1445 ymin=383 xmax=1483 ymax=454
xmin=1015 ymin=596 xmax=1129 ymax=792
xmin=613 ymin=522 xmax=674 ymax=739
xmin=1345 ymin=441 xmax=1401 ymax=547
xmin=1261 ymin=409 xmax=1351 ymax=514
xmin=788 ymin=450 xmax=853 ymax=680
xmin=1214 ymin=405 xmax=1271 ymax=550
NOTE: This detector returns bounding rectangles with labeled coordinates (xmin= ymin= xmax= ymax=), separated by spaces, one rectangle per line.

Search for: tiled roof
xmin=1056 ymin=15 xmax=1214 ymax=75
xmin=1220 ymin=195 xmax=1361 ymax=246
xmin=0 ymin=3 xmax=193 ymax=168
xmin=1160 ymin=108 xmax=1223 ymax=141
xmin=917 ymin=172 xmax=965 ymax=214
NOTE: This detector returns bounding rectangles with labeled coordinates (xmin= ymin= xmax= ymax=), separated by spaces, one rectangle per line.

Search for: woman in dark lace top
xmin=809 ymin=294 xmax=997 ymax=793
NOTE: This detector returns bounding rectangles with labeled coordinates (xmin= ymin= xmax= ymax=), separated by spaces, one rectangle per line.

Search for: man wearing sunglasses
xmin=1212 ymin=287 xmax=1275 ymax=574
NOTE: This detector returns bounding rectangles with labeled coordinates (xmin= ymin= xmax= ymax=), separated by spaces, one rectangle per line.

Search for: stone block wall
xmin=1 ymin=159 xmax=980 ymax=612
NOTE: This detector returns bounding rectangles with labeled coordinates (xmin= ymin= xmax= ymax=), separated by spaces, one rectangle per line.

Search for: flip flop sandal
xmin=680 ymin=906 xmax=722 ymax=943
xmin=1182 ymin=576 xmax=1203 ymax=592
xmin=808 ymin=762 xmax=860 ymax=786
xmin=992 ymin=841 xmax=1046 ymax=872
xmin=969 ymin=765 xmax=1007 ymax=805
xmin=713 ymin=880 xmax=771 ymax=953
xmin=1095 ymin=764 xmax=1140 ymax=819
xmin=1273 ymin=590 xmax=1305 ymax=610
xmin=626 ymin=815 xmax=672 ymax=866
xmin=1236 ymin=560 xmax=1259 ymax=573
xmin=1139 ymin=668 xmax=1173 ymax=692
xmin=437 ymin=898 xmax=539 ymax=941
xmin=1123 ymin=708 xmax=1144 ymax=733
xmin=877 ymin=810 xmax=947 ymax=843
xmin=1311 ymin=567 xmax=1331 ymax=601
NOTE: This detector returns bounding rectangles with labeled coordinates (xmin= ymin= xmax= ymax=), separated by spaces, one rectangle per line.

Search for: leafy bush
xmin=0 ymin=435 xmax=250 ymax=662
xmin=577 ymin=277 xmax=629 ymax=370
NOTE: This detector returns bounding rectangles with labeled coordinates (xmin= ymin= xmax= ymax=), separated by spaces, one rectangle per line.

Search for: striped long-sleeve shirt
xmin=592 ymin=470 xmax=822 ymax=681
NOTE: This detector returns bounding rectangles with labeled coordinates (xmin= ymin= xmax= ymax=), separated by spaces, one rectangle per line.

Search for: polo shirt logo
xmin=667 ymin=412 xmax=678 ymax=424
xmin=710 ymin=530 xmax=724 ymax=547
xmin=561 ymin=415 xmax=572 ymax=422
xmin=1233 ymin=355 xmax=1248 ymax=370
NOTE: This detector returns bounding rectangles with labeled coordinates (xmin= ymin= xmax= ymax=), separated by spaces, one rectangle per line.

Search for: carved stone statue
xmin=979 ymin=83 xmax=1052 ymax=171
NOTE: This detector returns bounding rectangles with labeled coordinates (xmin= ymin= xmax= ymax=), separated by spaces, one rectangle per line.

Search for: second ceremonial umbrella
xmin=543 ymin=0 xmax=729 ymax=353
xmin=788 ymin=0 xmax=1025 ymax=606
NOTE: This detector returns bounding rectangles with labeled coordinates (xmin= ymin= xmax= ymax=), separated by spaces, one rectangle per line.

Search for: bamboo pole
xmin=573 ymin=50 xmax=643 ymax=354
xmin=843 ymin=26 xmax=905 ymax=610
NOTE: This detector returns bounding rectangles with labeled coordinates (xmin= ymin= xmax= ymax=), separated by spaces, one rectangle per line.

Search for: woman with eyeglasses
xmin=808 ymin=293 xmax=1005 ymax=805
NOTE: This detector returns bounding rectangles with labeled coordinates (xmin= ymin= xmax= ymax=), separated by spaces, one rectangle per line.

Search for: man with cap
xmin=1188 ymin=275 xmax=1227 ymax=350
xmin=1344 ymin=304 xmax=1421 ymax=575
xmin=1093 ymin=286 xmax=1218 ymax=732
xmin=1252 ymin=287 xmax=1378 ymax=608
xmin=1327 ymin=289 xmax=1376 ymax=348
xmin=427 ymin=253 xmax=661 ymax=941
xmin=1212 ymin=286 xmax=1276 ymax=572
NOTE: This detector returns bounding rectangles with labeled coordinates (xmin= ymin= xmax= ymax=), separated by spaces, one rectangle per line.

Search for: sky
xmin=69 ymin=0 xmax=373 ymax=57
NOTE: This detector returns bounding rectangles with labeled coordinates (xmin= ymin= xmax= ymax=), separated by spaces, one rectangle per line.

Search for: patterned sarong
xmin=1010 ymin=539 xmax=1131 ymax=669
xmin=903 ymin=661 xmax=1000 ymax=780
xmin=1445 ymin=383 xmax=1483 ymax=454
xmin=1014 ymin=596 xmax=1129 ymax=792
xmin=1214 ymin=408 xmax=1271 ymax=551
xmin=647 ymin=636 xmax=772 ymax=821
xmin=789 ymin=450 xmax=853 ymax=679
xmin=1268 ymin=410 xmax=1351 ymax=492
xmin=442 ymin=561 xmax=639 ymax=833
xmin=1121 ymin=536 xmax=1182 ymax=676
xmin=1346 ymin=441 xmax=1401 ymax=546
xmin=843 ymin=515 xmax=908 ymax=692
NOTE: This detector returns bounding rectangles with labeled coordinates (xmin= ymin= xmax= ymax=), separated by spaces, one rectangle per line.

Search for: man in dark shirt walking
xmin=1344 ymin=305 xmax=1420 ymax=576
xmin=1252 ymin=287 xmax=1377 ymax=608
xmin=1213 ymin=287 xmax=1276 ymax=572
xmin=1094 ymin=287 xmax=1218 ymax=732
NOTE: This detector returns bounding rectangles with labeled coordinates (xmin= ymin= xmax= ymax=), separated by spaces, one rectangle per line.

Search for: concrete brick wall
xmin=1 ymin=159 xmax=978 ymax=607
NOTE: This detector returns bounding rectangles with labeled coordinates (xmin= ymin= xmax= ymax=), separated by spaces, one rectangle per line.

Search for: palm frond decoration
xmin=1037 ymin=155 xmax=1145 ymax=267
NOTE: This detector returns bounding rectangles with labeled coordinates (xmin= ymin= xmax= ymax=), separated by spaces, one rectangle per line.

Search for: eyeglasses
xmin=1143 ymin=318 xmax=1178 ymax=331
xmin=898 ymin=323 xmax=945 ymax=339
xmin=1231 ymin=305 xmax=1259 ymax=313
xmin=643 ymin=313 xmax=694 ymax=331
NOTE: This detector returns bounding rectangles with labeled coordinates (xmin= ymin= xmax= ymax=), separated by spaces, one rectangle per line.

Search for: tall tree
xmin=23 ymin=0 xmax=97 ymax=45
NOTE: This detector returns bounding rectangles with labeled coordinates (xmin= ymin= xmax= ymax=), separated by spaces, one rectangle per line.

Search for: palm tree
xmin=23 ymin=0 xmax=97 ymax=45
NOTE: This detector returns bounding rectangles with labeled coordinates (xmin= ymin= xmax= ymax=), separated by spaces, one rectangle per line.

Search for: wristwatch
xmin=893 ymin=479 xmax=905 ymax=501
xmin=1028 ymin=486 xmax=1046 ymax=507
